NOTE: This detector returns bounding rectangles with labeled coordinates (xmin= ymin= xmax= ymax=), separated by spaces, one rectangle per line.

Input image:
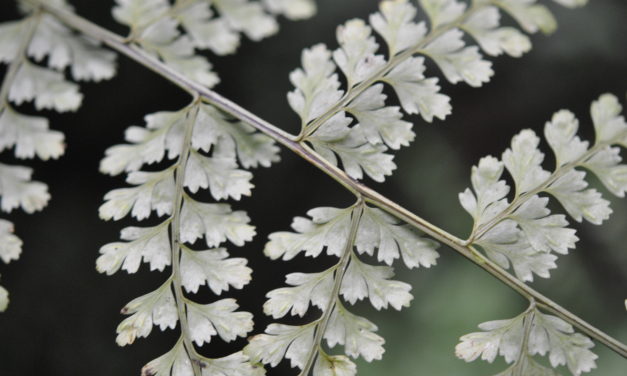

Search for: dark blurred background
xmin=0 ymin=0 xmax=625 ymax=375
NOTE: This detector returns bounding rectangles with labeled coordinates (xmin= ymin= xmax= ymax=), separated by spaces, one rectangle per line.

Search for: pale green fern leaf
xmin=591 ymin=93 xmax=627 ymax=145
xmin=97 ymin=222 xmax=172 ymax=275
xmin=0 ymin=163 xmax=49 ymax=213
xmin=27 ymin=16 xmax=117 ymax=81
xmin=194 ymin=105 xmax=280 ymax=168
xmin=419 ymin=0 xmax=466 ymax=28
xmin=461 ymin=94 xmax=627 ymax=282
xmin=100 ymin=109 xmax=187 ymax=175
xmin=313 ymin=351 xmax=357 ymax=376
xmin=178 ymin=2 xmax=241 ymax=55
xmin=179 ymin=247 xmax=251 ymax=294
xmin=544 ymin=110 xmax=589 ymax=167
xmin=10 ymin=60 xmax=82 ymax=112
xmin=264 ymin=206 xmax=352 ymax=260
xmin=324 ymin=301 xmax=385 ymax=362
xmin=457 ymin=307 xmax=597 ymax=376
xmin=252 ymin=203 xmax=437 ymax=373
xmin=263 ymin=0 xmax=317 ymax=20
xmin=309 ymin=130 xmax=396 ymax=182
xmin=356 ymin=205 xmax=440 ymax=268
xmin=286 ymin=0 xmax=585 ymax=187
xmin=142 ymin=339 xmax=262 ymax=376
xmin=462 ymin=6 xmax=532 ymax=57
xmin=502 ymin=129 xmax=551 ymax=195
xmin=0 ymin=219 xmax=22 ymax=264
xmin=0 ymin=1 xmax=116 ymax=312
xmin=333 ymin=19 xmax=386 ymax=87
xmin=100 ymin=99 xmax=277 ymax=374
xmin=530 ymin=312 xmax=597 ymax=375
xmin=510 ymin=195 xmax=578 ymax=254
xmin=476 ymin=220 xmax=558 ymax=281
xmin=490 ymin=0 xmax=557 ymax=34
xmin=421 ymin=28 xmax=494 ymax=87
xmin=0 ymin=219 xmax=22 ymax=311
xmin=0 ymin=21 xmax=23 ymax=62
xmin=112 ymin=0 xmax=169 ymax=27
xmin=382 ymin=57 xmax=451 ymax=122
xmin=551 ymin=0 xmax=588 ymax=9
xmin=0 ymin=108 xmax=64 ymax=160
xmin=458 ymin=156 xmax=510 ymax=226
xmin=0 ymin=284 xmax=7 ymax=312
xmin=264 ymin=269 xmax=335 ymax=318
xmin=99 ymin=168 xmax=176 ymax=221
xmin=340 ymin=254 xmax=412 ymax=310
xmin=308 ymin=114 xmax=396 ymax=182
xmin=344 ymin=84 xmax=415 ymax=149
xmin=212 ymin=0 xmax=278 ymax=41
xmin=184 ymin=148 xmax=254 ymax=200
xmin=179 ymin=198 xmax=255 ymax=247
xmin=246 ymin=323 xmax=316 ymax=368
xmin=288 ymin=44 xmax=344 ymax=124
xmin=582 ymin=146 xmax=627 ymax=198
xmin=369 ymin=0 xmax=426 ymax=56
xmin=545 ymin=169 xmax=611 ymax=225
xmin=116 ymin=279 xmax=178 ymax=346
xmin=185 ymin=298 xmax=253 ymax=345
xmin=113 ymin=0 xmax=313 ymax=86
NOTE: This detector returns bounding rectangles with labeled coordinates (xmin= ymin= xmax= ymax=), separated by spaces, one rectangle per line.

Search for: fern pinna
xmin=0 ymin=1 xmax=625 ymax=376
xmin=455 ymin=93 xmax=627 ymax=376
xmin=95 ymin=0 xmax=312 ymax=374
xmin=246 ymin=1 xmax=621 ymax=376
xmin=0 ymin=0 xmax=116 ymax=311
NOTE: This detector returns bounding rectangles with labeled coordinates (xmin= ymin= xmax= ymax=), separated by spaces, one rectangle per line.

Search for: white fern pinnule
xmin=262 ymin=0 xmax=317 ymax=20
xmin=113 ymin=0 xmax=316 ymax=87
xmin=0 ymin=0 xmax=117 ymax=312
xmin=0 ymin=218 xmax=23 ymax=312
xmin=459 ymin=93 xmax=627 ymax=283
xmin=286 ymin=0 xmax=586 ymax=184
xmin=456 ymin=302 xmax=597 ymax=376
xmin=247 ymin=203 xmax=439 ymax=375
xmin=98 ymin=100 xmax=279 ymax=376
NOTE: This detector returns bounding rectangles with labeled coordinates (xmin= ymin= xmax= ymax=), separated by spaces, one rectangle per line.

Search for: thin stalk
xmin=170 ymin=102 xmax=202 ymax=376
xmin=28 ymin=0 xmax=627 ymax=359
xmin=0 ymin=11 xmax=40 ymax=109
xmin=298 ymin=201 xmax=365 ymax=376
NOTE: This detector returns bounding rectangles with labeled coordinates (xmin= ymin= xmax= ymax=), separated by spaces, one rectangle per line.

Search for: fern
xmin=96 ymin=98 xmax=285 ymax=375
xmin=0 ymin=0 xmax=625 ymax=376
xmin=94 ymin=1 xmax=310 ymax=374
xmin=455 ymin=93 xmax=627 ymax=375
xmin=0 ymin=0 xmax=116 ymax=311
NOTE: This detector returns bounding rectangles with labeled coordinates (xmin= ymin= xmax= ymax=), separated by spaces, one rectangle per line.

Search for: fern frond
xmin=0 ymin=0 xmax=117 ymax=312
xmin=286 ymin=0 xmax=585 ymax=184
xmin=247 ymin=202 xmax=439 ymax=375
xmin=456 ymin=301 xmax=597 ymax=376
xmin=98 ymin=99 xmax=279 ymax=375
xmin=460 ymin=93 xmax=626 ymax=282
xmin=113 ymin=0 xmax=316 ymax=87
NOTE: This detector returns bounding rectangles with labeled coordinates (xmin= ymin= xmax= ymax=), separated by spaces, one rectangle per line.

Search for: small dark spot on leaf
xmin=141 ymin=365 xmax=156 ymax=376
xmin=193 ymin=359 xmax=207 ymax=369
